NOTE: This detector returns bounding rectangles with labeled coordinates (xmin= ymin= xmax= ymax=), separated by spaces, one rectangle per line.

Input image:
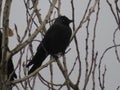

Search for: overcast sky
xmin=5 ymin=0 xmax=120 ymax=90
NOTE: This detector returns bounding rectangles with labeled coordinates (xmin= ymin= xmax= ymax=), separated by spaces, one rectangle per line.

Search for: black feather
xmin=27 ymin=16 xmax=72 ymax=74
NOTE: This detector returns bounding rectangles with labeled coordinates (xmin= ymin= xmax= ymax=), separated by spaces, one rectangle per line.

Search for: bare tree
xmin=0 ymin=0 xmax=120 ymax=90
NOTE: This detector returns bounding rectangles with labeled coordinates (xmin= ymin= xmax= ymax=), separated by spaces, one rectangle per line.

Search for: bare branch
xmin=71 ymin=0 xmax=81 ymax=86
xmin=12 ymin=59 xmax=55 ymax=84
xmin=11 ymin=0 xmax=57 ymax=55
xmin=113 ymin=27 xmax=120 ymax=62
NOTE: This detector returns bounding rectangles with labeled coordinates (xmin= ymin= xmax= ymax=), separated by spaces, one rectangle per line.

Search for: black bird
xmin=27 ymin=16 xmax=73 ymax=74
xmin=0 ymin=31 xmax=17 ymax=81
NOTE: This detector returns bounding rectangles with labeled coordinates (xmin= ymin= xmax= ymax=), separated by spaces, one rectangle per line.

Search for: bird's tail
xmin=8 ymin=58 xmax=17 ymax=81
xmin=26 ymin=46 xmax=48 ymax=74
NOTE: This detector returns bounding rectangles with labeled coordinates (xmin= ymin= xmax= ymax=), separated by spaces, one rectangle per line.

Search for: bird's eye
xmin=62 ymin=19 xmax=65 ymax=22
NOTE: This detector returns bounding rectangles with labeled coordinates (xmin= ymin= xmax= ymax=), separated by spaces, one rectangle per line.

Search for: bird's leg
xmin=61 ymin=50 xmax=65 ymax=56
xmin=52 ymin=54 xmax=58 ymax=60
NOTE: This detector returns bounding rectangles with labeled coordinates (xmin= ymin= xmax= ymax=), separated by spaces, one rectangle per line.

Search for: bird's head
xmin=54 ymin=16 xmax=73 ymax=26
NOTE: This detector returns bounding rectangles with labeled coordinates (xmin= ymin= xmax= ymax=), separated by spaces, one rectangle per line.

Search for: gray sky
xmin=6 ymin=0 xmax=120 ymax=90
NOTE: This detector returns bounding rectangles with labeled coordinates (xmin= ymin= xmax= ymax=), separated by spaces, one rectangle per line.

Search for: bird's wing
xmin=41 ymin=24 xmax=71 ymax=54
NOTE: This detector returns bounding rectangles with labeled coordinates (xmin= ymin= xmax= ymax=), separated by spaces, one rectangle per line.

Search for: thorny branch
xmin=106 ymin=0 xmax=120 ymax=63
xmin=0 ymin=0 xmax=120 ymax=90
xmin=71 ymin=0 xmax=81 ymax=87
xmin=11 ymin=0 xmax=57 ymax=55
xmin=83 ymin=1 xmax=100 ymax=89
